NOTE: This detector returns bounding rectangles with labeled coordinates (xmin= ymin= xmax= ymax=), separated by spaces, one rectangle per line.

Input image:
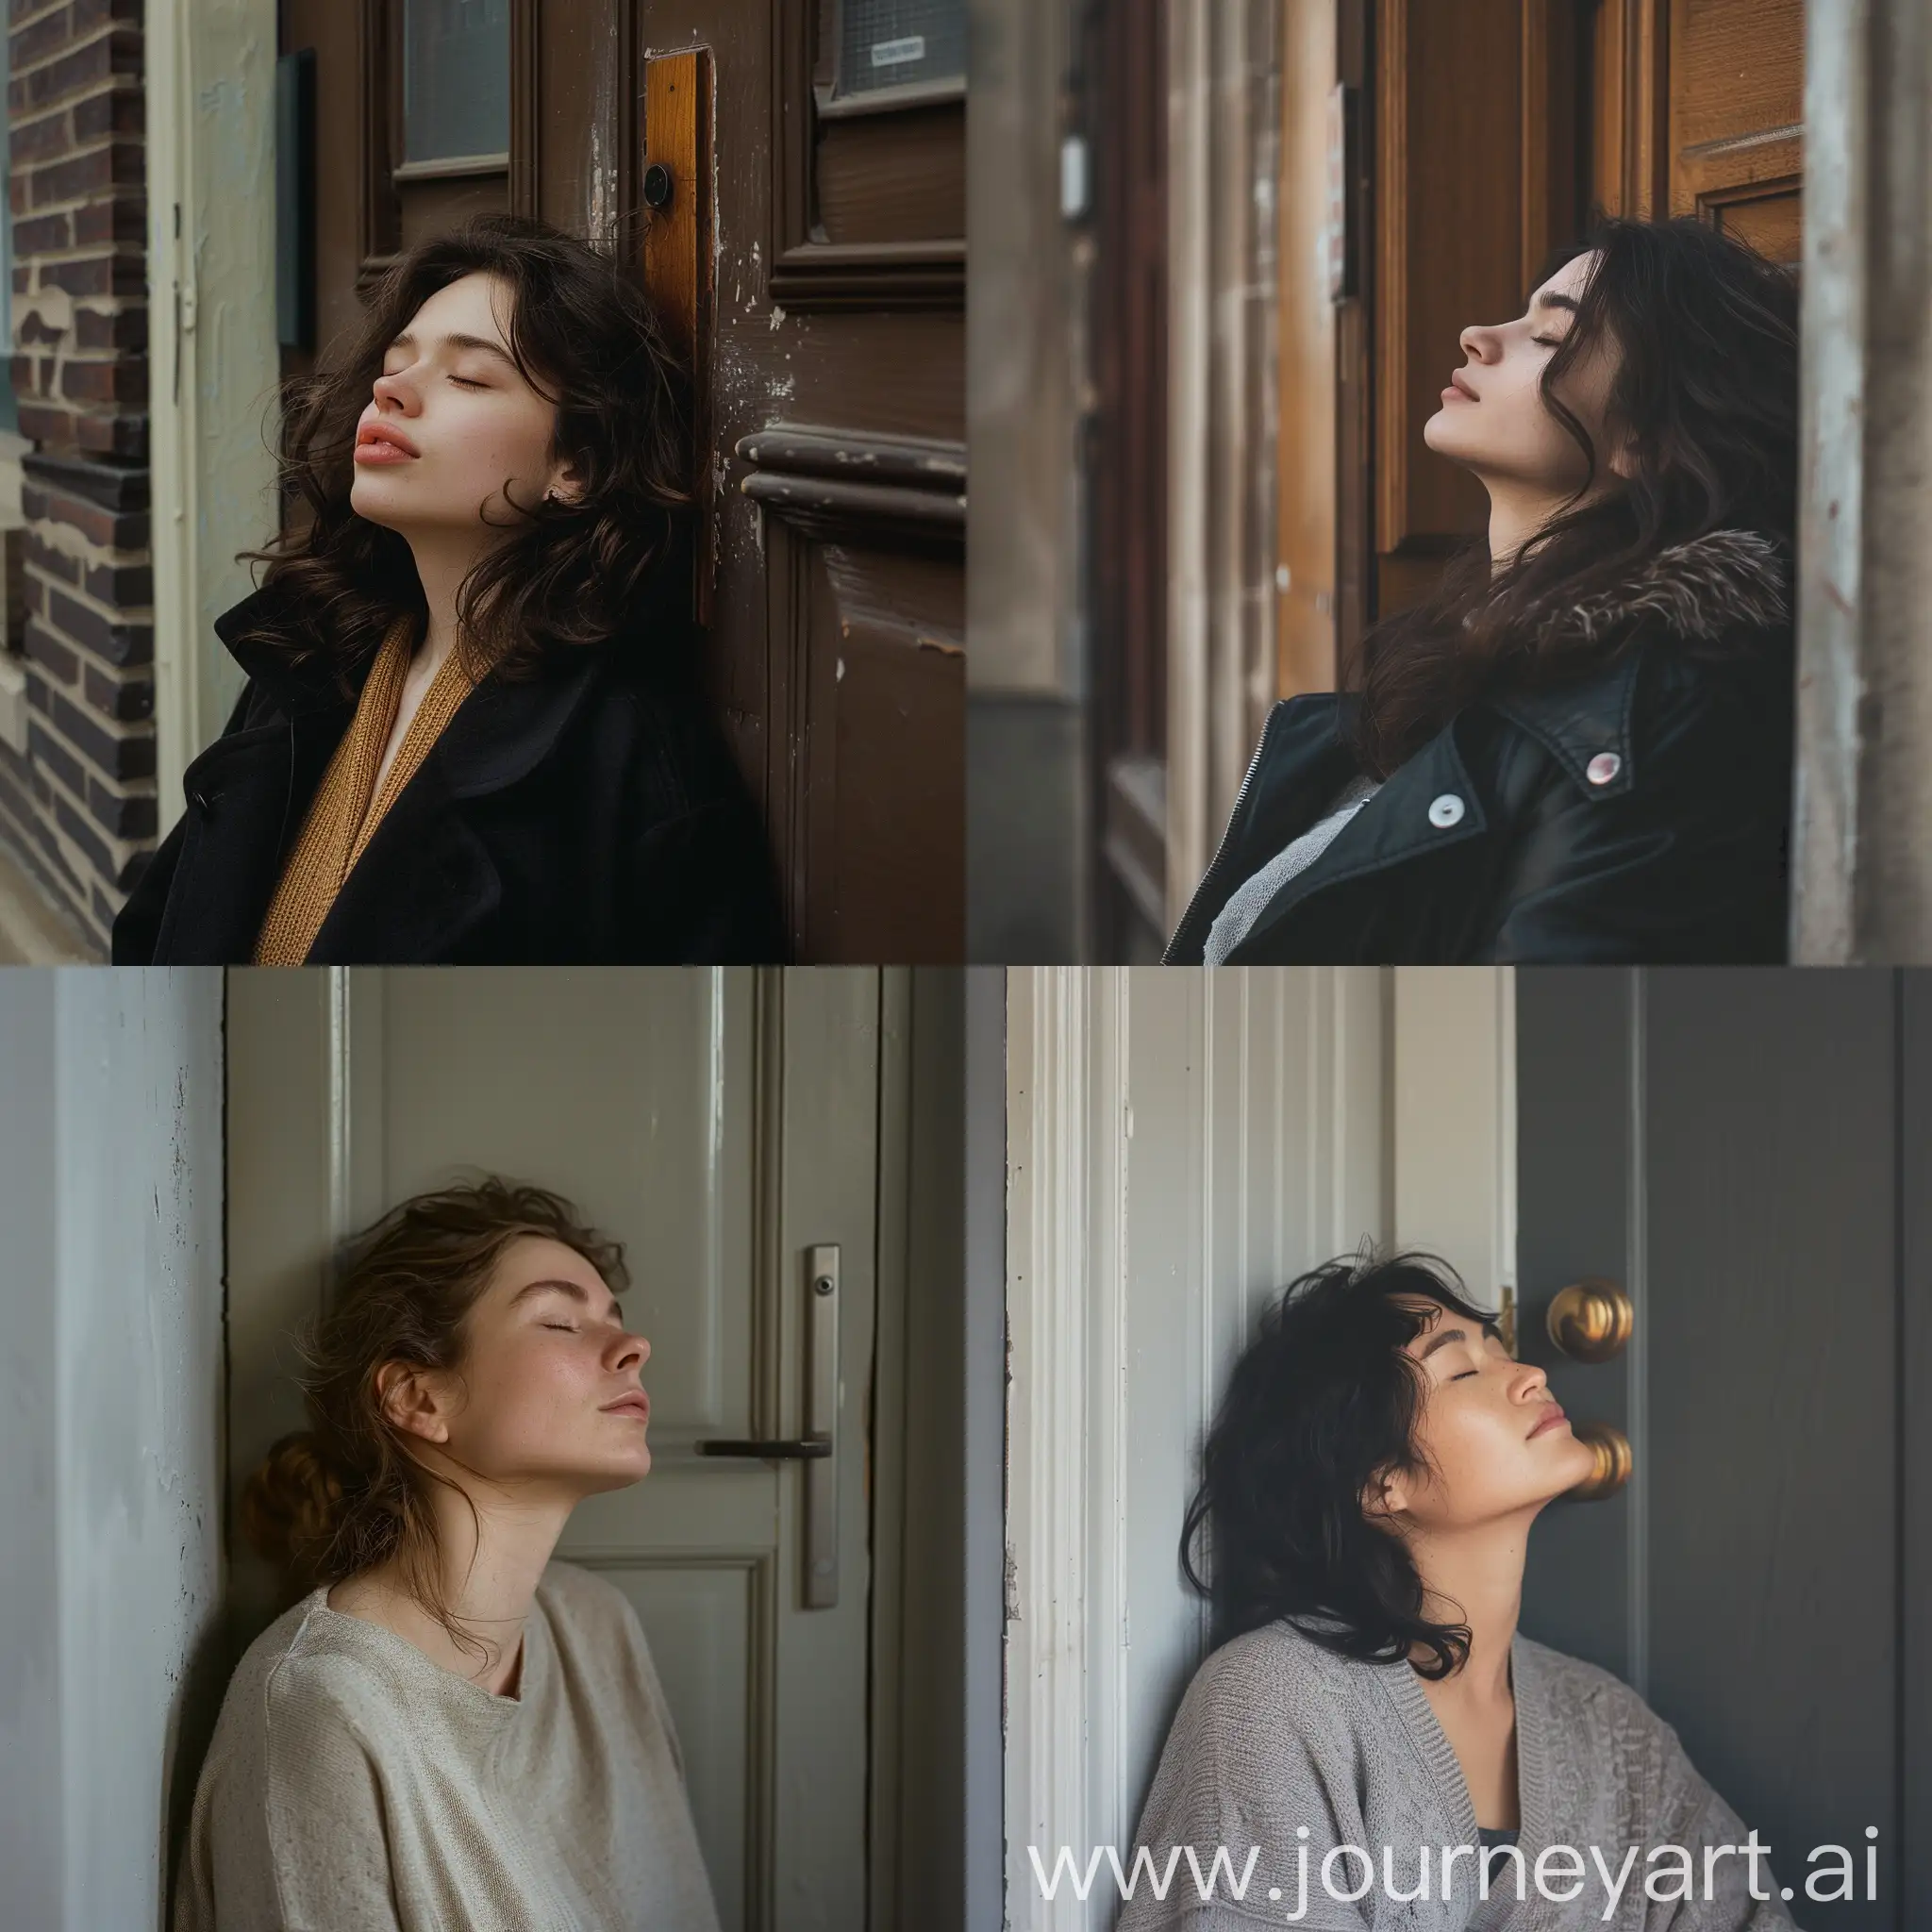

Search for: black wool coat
xmin=111 ymin=584 xmax=784 ymax=964
xmin=1165 ymin=529 xmax=1795 ymax=965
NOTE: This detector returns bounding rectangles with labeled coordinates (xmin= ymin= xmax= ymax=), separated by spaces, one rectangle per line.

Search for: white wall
xmin=0 ymin=970 xmax=225 ymax=1932
xmin=1003 ymin=966 xmax=1516 ymax=1928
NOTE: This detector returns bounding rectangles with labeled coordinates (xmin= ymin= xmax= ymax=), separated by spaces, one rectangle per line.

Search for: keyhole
xmin=643 ymin=162 xmax=674 ymax=210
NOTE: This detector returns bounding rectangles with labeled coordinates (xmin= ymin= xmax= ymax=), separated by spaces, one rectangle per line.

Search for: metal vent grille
xmin=835 ymin=0 xmax=966 ymax=100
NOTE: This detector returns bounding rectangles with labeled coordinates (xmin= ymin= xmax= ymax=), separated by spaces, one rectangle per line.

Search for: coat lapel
xmin=1224 ymin=720 xmax=1491 ymax=958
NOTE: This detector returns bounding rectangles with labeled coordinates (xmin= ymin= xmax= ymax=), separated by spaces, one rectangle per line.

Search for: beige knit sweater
xmin=172 ymin=1558 xmax=723 ymax=1932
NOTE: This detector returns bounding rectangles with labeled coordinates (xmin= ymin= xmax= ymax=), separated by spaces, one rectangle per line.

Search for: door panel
xmin=1517 ymin=970 xmax=1923 ymax=1929
xmin=275 ymin=1 xmax=965 ymax=960
xmin=226 ymin=967 xmax=886 ymax=1931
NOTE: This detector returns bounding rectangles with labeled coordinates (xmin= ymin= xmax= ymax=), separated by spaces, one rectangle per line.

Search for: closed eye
xmin=542 ymin=1322 xmax=576 ymax=1332
xmin=449 ymin=375 xmax=488 ymax=390
xmin=1452 ymin=1369 xmax=1478 ymax=1380
xmin=1532 ymin=335 xmax=1563 ymax=348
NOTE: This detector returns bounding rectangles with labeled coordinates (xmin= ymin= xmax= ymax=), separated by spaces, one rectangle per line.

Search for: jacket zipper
xmin=1162 ymin=702 xmax=1288 ymax=963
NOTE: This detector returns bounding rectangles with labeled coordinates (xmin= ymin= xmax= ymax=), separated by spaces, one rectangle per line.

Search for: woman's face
xmin=1421 ymin=250 xmax=1626 ymax=502
xmin=382 ymin=1233 xmax=655 ymax=1497
xmin=349 ymin=270 xmax=581 ymax=539
xmin=1374 ymin=1297 xmax=1597 ymax=1530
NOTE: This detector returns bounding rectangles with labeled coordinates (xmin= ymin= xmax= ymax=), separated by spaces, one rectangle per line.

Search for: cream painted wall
xmin=0 ymin=969 xmax=225 ymax=1932
xmin=146 ymin=0 xmax=281 ymax=829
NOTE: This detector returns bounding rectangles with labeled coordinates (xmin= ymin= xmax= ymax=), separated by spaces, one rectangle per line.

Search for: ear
xmin=1362 ymin=1466 xmax=1410 ymax=1524
xmin=545 ymin=456 xmax=586 ymax=508
xmin=375 ymin=1361 xmax=452 ymax=1445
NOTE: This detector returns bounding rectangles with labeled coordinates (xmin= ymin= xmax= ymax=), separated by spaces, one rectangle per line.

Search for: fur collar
xmin=1537 ymin=527 xmax=1790 ymax=648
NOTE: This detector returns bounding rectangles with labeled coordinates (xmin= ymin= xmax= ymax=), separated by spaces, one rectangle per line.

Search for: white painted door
xmin=226 ymin=967 xmax=883 ymax=1932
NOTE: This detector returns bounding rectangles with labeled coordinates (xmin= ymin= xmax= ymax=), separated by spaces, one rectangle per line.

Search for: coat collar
xmin=211 ymin=580 xmax=624 ymax=800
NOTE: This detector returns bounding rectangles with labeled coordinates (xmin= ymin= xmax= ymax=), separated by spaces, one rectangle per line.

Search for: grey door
xmin=1515 ymin=970 xmax=1931 ymax=1930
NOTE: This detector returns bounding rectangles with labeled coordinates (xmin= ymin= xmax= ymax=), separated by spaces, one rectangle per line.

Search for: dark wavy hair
xmin=242 ymin=215 xmax=691 ymax=686
xmin=240 ymin=1177 xmax=628 ymax=1667
xmin=1347 ymin=212 xmax=1799 ymax=775
xmin=1179 ymin=1252 xmax=1504 ymax=1679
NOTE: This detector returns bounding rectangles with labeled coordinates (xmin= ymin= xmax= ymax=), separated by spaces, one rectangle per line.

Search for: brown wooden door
xmin=277 ymin=1 xmax=965 ymax=962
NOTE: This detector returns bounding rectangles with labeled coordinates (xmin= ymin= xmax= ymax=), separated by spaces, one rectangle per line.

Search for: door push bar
xmin=695 ymin=1245 xmax=841 ymax=1608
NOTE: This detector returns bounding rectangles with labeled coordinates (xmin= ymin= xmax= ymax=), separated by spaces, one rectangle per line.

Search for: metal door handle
xmin=692 ymin=1244 xmax=841 ymax=1608
xmin=1567 ymin=1421 xmax=1634 ymax=1501
xmin=1546 ymin=1279 xmax=1634 ymax=1361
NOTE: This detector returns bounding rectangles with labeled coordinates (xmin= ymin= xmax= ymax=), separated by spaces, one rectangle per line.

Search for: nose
xmin=370 ymin=366 xmax=421 ymax=412
xmin=1508 ymin=1357 xmax=1551 ymax=1402
xmin=1457 ymin=321 xmax=1502 ymax=364
xmin=613 ymin=1329 xmax=650 ymax=1371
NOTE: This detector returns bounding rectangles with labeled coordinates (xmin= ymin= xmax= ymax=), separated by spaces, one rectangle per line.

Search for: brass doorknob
xmin=1566 ymin=1421 xmax=1633 ymax=1500
xmin=1545 ymin=1279 xmax=1634 ymax=1362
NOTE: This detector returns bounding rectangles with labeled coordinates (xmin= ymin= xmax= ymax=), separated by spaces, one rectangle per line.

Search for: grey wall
xmin=0 ymin=970 xmax=225 ymax=1932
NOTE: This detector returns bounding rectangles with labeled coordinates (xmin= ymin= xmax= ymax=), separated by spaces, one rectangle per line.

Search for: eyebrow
xmin=1533 ymin=292 xmax=1579 ymax=314
xmin=1418 ymin=1322 xmax=1500 ymax=1360
xmin=387 ymin=329 xmax=520 ymax=371
xmin=508 ymin=1277 xmax=624 ymax=1325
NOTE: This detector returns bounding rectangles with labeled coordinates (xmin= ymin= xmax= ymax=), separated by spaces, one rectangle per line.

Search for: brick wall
xmin=1 ymin=0 xmax=149 ymax=955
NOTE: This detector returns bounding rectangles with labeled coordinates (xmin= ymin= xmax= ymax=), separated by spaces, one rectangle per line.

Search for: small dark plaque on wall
xmin=275 ymin=49 xmax=317 ymax=352
xmin=833 ymin=0 xmax=966 ymax=107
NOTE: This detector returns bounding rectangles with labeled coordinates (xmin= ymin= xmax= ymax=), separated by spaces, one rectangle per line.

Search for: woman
xmin=1120 ymin=1256 xmax=1796 ymax=1931
xmin=173 ymin=1180 xmax=722 ymax=1932
xmin=113 ymin=216 xmax=780 ymax=964
xmin=1167 ymin=216 xmax=1797 ymax=965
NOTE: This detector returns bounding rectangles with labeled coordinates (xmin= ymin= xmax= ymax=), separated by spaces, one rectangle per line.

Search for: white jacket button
xmin=1427 ymin=793 xmax=1466 ymax=828
xmin=1587 ymin=751 xmax=1623 ymax=786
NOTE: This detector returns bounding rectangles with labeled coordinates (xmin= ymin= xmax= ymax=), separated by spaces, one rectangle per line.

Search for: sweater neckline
xmin=304 ymin=1578 xmax=550 ymax=1719
xmin=1377 ymin=1634 xmax=1551 ymax=1872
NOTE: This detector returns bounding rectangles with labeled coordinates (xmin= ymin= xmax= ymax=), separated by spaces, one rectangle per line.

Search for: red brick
xmin=75 ymin=411 xmax=145 ymax=460
xmin=10 ymin=8 xmax=76 ymax=75
xmin=22 ymin=616 xmax=76 ymax=682
xmin=83 ymin=661 xmax=148 ymax=720
xmin=10 ymin=108 xmax=73 ymax=166
xmin=22 ymin=32 xmax=140 ymax=111
xmin=17 ymin=306 xmax=64 ymax=344
xmin=85 ymin=771 xmax=152 ymax=838
xmin=74 ymin=303 xmax=142 ymax=351
xmin=48 ymin=585 xmax=152 ymax=664
xmin=71 ymin=0 xmax=140 ymax=32
xmin=50 ymin=687 xmax=152 ymax=777
xmin=22 ymin=478 xmax=147 ymax=549
xmin=38 ymin=251 xmax=142 ymax=295
xmin=25 ymin=530 xmax=79 ymax=581
xmin=71 ymin=81 xmax=137 ymax=139
xmin=85 ymin=558 xmax=149 ymax=603
xmin=27 ymin=715 xmax=84 ymax=793
xmin=72 ymin=192 xmax=142 ymax=245
xmin=29 ymin=140 xmax=141 ymax=205
xmin=61 ymin=356 xmax=143 ymax=405
xmin=12 ymin=208 xmax=69 ymax=252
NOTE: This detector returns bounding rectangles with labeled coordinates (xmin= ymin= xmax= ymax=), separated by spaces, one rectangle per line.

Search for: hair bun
xmin=241 ymin=1430 xmax=346 ymax=1585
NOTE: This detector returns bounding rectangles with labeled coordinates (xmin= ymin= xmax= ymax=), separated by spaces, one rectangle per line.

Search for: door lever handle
xmin=696 ymin=1438 xmax=831 ymax=1459
xmin=692 ymin=1244 xmax=841 ymax=1608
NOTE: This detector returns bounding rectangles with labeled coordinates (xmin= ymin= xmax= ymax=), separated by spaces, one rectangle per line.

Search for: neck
xmin=1406 ymin=1511 xmax=1535 ymax=1702
xmin=402 ymin=533 xmax=485 ymax=673
xmin=1481 ymin=476 xmax=1622 ymax=578
xmin=351 ymin=1461 xmax=578 ymax=1687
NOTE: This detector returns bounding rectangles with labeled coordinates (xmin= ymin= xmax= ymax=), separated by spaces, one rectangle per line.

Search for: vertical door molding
xmin=1004 ymin=967 xmax=1390 ymax=1927
xmin=1163 ymin=0 xmax=1282 ymax=932
xmin=1390 ymin=967 xmax=1518 ymax=1313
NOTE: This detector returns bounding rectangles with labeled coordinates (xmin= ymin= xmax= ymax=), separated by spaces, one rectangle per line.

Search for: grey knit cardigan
xmin=1113 ymin=1621 xmax=1803 ymax=1931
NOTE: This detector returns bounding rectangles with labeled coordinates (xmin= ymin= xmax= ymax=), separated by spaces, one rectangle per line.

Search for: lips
xmin=1443 ymin=371 xmax=1478 ymax=402
xmin=601 ymin=1392 xmax=650 ymax=1423
xmin=355 ymin=421 xmax=420 ymax=459
xmin=1528 ymin=1405 xmax=1569 ymax=1440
